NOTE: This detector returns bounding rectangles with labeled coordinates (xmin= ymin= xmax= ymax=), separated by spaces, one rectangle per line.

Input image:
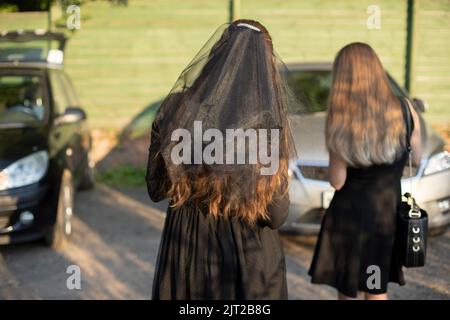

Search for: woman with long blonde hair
xmin=309 ymin=42 xmax=422 ymax=300
xmin=146 ymin=20 xmax=296 ymax=299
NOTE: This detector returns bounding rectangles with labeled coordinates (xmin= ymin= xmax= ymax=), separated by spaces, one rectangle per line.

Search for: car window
xmin=49 ymin=70 xmax=70 ymax=114
xmin=286 ymin=70 xmax=331 ymax=113
xmin=0 ymin=73 xmax=47 ymax=124
xmin=59 ymin=72 xmax=80 ymax=107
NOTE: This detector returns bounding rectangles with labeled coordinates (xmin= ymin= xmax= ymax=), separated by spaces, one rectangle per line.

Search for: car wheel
xmin=44 ymin=170 xmax=74 ymax=249
xmin=79 ymin=149 xmax=95 ymax=190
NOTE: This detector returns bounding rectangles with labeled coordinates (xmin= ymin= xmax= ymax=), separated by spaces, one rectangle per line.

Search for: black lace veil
xmin=153 ymin=20 xmax=298 ymax=191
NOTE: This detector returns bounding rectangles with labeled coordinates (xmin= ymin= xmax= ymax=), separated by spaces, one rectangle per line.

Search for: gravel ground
xmin=0 ymin=185 xmax=448 ymax=300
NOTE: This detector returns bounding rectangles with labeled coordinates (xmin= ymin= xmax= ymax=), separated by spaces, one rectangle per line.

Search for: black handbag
xmin=396 ymin=97 xmax=428 ymax=268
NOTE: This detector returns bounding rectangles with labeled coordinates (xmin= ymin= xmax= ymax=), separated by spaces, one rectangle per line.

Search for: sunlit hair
xmin=166 ymin=19 xmax=291 ymax=225
xmin=168 ymin=160 xmax=289 ymax=225
xmin=326 ymin=42 xmax=406 ymax=167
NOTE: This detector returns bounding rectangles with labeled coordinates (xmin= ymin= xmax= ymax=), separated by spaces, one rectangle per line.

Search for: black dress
xmin=146 ymin=121 xmax=289 ymax=300
xmin=308 ymin=107 xmax=413 ymax=298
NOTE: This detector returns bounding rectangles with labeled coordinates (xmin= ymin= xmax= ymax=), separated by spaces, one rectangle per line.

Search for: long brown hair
xmin=166 ymin=20 xmax=292 ymax=225
xmin=326 ymin=42 xmax=406 ymax=167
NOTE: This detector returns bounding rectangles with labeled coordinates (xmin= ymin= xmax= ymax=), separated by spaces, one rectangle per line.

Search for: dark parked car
xmin=282 ymin=63 xmax=450 ymax=236
xmin=0 ymin=30 xmax=94 ymax=247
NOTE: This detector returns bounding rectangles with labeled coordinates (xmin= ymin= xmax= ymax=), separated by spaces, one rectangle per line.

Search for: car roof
xmin=0 ymin=30 xmax=67 ymax=67
xmin=285 ymin=62 xmax=333 ymax=72
xmin=284 ymin=61 xmax=401 ymax=88
xmin=0 ymin=61 xmax=63 ymax=70
xmin=0 ymin=30 xmax=67 ymax=50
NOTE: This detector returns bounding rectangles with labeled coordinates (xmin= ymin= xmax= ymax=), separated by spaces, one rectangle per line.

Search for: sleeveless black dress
xmin=308 ymin=101 xmax=413 ymax=297
xmin=146 ymin=121 xmax=289 ymax=300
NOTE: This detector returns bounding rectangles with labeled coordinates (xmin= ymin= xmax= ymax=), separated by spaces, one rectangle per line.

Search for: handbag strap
xmin=399 ymin=96 xmax=413 ymax=153
xmin=399 ymin=96 xmax=416 ymax=207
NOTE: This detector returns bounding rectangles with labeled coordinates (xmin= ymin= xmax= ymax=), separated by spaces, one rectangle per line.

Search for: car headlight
xmin=0 ymin=151 xmax=48 ymax=191
xmin=423 ymin=151 xmax=450 ymax=176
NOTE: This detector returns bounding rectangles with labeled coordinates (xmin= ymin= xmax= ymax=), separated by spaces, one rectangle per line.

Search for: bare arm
xmin=329 ymin=151 xmax=347 ymax=191
xmin=406 ymin=99 xmax=422 ymax=166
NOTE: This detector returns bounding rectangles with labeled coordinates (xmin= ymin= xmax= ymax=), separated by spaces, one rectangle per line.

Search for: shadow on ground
xmin=1 ymin=184 xmax=449 ymax=299
xmin=1 ymin=99 xmax=449 ymax=299
xmin=0 ymin=186 xmax=166 ymax=299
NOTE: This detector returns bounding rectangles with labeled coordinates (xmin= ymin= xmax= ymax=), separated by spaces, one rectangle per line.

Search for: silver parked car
xmin=281 ymin=63 xmax=450 ymax=236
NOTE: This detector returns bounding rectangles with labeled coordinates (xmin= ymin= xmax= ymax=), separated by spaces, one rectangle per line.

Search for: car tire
xmin=79 ymin=149 xmax=95 ymax=190
xmin=44 ymin=170 xmax=74 ymax=249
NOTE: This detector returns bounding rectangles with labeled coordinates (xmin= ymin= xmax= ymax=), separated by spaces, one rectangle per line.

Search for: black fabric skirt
xmin=152 ymin=202 xmax=288 ymax=300
xmin=308 ymin=176 xmax=406 ymax=297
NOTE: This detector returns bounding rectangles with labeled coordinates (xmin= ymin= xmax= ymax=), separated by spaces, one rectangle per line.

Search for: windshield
xmin=0 ymin=73 xmax=47 ymax=124
xmin=286 ymin=69 xmax=406 ymax=114
xmin=0 ymin=40 xmax=54 ymax=62
xmin=286 ymin=70 xmax=332 ymax=113
xmin=0 ymin=31 xmax=65 ymax=64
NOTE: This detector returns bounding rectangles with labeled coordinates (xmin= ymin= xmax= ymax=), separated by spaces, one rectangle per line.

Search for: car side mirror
xmin=412 ymin=98 xmax=426 ymax=113
xmin=54 ymin=106 xmax=86 ymax=125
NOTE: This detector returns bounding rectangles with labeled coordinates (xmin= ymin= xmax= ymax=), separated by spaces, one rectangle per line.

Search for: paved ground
xmin=0 ymin=186 xmax=449 ymax=299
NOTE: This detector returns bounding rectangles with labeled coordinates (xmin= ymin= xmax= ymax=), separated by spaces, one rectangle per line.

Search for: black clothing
xmin=147 ymin=121 xmax=289 ymax=299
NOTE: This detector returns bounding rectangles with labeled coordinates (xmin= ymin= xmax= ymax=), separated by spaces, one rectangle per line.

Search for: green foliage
xmin=0 ymin=0 xmax=448 ymax=130
xmin=96 ymin=164 xmax=146 ymax=188
xmin=0 ymin=4 xmax=18 ymax=13
xmin=0 ymin=0 xmax=55 ymax=11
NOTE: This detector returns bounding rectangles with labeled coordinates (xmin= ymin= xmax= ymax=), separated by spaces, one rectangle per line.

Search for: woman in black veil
xmin=146 ymin=19 xmax=297 ymax=299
